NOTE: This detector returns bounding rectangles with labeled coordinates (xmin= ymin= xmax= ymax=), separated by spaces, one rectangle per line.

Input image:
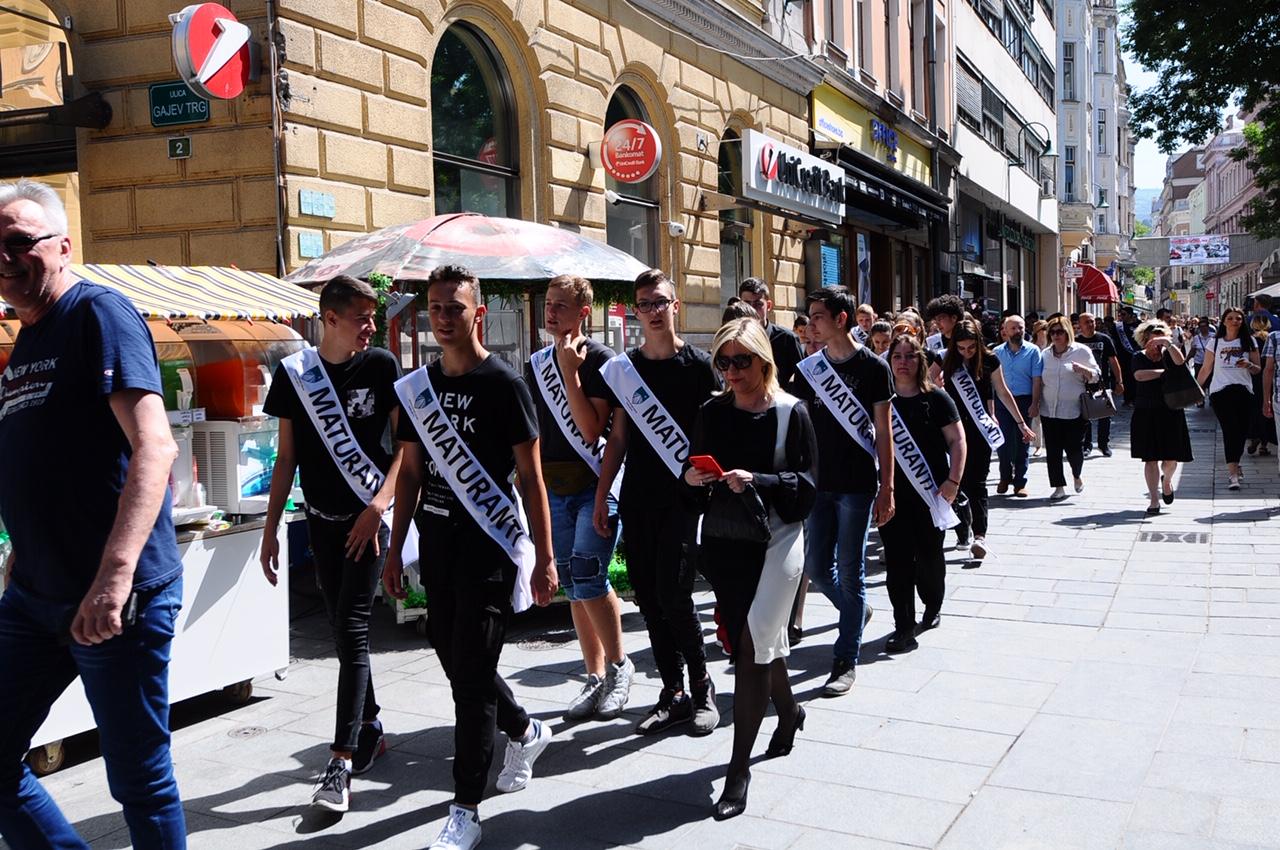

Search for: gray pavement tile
xmin=786 ymin=829 xmax=922 ymax=849
xmin=817 ymin=683 xmax=1038 ymax=736
xmin=1039 ymin=660 xmax=1187 ymax=724
xmin=1120 ymin=830 xmax=1262 ymax=850
xmin=1110 ymin=597 xmax=1209 ymax=617
xmin=1242 ymin=728 xmax=1280 ymax=762
xmin=1145 ymin=751 xmax=1280 ymax=801
xmin=1199 ymin=633 xmax=1280 ymax=657
xmin=371 ymin=677 xmax=463 ymax=720
xmin=1023 ymin=605 xmax=1107 ymax=627
xmin=938 ymin=786 xmax=1131 ymax=850
xmin=1127 ymin=787 xmax=1217 ymax=836
xmin=1159 ymin=721 xmax=1246 ymax=758
xmin=859 ymin=719 xmax=1015 ymax=767
xmin=767 ymin=782 xmax=962 ymax=846
xmin=1172 ymin=694 xmax=1280 ymax=731
xmin=1215 ymin=795 xmax=1280 ymax=844
xmin=1182 ymin=671 xmax=1280 ymax=702
xmin=1115 ymin=584 xmax=1211 ymax=602
xmin=1208 ymin=617 xmax=1280 ymax=636
xmin=904 ymin=645 xmax=1076 ymax=684
xmin=988 ymin=715 xmax=1162 ymax=803
xmin=914 ymin=670 xmax=1054 ymax=709
xmin=1195 ymin=650 xmax=1280 ymax=678
xmin=1104 ymin=611 xmax=1209 ymax=633
xmin=680 ymin=812 xmax=808 ymax=850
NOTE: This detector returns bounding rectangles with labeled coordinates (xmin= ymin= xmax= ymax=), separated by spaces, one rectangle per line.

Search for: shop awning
xmin=1077 ymin=263 xmax=1119 ymax=303
xmin=0 ymin=264 xmax=320 ymax=321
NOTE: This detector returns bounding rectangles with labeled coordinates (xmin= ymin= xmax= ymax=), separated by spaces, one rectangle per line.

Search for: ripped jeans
xmin=549 ymin=487 xmax=619 ymax=601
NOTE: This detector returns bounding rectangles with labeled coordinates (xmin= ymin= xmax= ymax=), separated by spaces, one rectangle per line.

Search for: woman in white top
xmin=1196 ymin=307 xmax=1262 ymax=489
xmin=1038 ymin=316 xmax=1101 ymax=500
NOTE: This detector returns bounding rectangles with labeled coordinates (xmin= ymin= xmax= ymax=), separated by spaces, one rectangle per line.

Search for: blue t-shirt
xmin=0 ymin=282 xmax=181 ymax=601
xmin=993 ymin=341 xmax=1045 ymax=396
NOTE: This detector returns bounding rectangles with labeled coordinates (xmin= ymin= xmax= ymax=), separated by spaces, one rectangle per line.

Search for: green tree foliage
xmin=1124 ymin=1 xmax=1280 ymax=237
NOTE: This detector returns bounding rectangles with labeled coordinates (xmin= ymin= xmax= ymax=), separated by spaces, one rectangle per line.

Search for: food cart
xmin=1 ymin=264 xmax=320 ymax=774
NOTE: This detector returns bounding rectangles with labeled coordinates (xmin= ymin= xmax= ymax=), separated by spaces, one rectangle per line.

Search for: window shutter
xmin=957 ymin=65 xmax=982 ymax=124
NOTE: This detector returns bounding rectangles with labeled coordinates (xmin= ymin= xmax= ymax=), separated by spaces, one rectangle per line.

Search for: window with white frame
xmin=1064 ymin=145 xmax=1076 ymax=201
xmin=1097 ymin=110 xmax=1107 ymax=153
xmin=1063 ymin=43 xmax=1075 ymax=100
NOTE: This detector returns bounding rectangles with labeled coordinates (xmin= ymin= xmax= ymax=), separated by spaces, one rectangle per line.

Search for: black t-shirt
xmin=891 ymin=388 xmax=960 ymax=514
xmin=396 ymin=355 xmax=538 ymax=520
xmin=1131 ymin=351 xmax=1173 ymax=409
xmin=793 ymin=345 xmax=894 ymax=493
xmin=524 ymin=339 xmax=613 ymax=494
xmin=766 ymin=323 xmax=804 ymax=390
xmin=584 ymin=343 xmax=718 ymax=504
xmin=944 ymin=352 xmax=1001 ymax=409
xmin=0 ymin=282 xmax=181 ymax=601
xmin=264 ymin=348 xmax=401 ymax=516
xmin=1076 ymin=333 xmax=1118 ymax=385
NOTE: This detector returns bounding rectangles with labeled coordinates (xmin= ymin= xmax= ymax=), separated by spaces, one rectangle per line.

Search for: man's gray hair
xmin=0 ymin=178 xmax=69 ymax=236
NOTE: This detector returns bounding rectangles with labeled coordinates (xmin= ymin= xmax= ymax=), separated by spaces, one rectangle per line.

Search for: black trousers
xmin=1082 ymin=413 xmax=1111 ymax=451
xmin=307 ymin=514 xmax=389 ymax=753
xmin=955 ymin=426 xmax=992 ymax=539
xmin=1210 ymin=384 xmax=1252 ymax=464
xmin=619 ymin=501 xmax=707 ymax=692
xmin=1042 ymin=416 xmax=1086 ymax=487
xmin=878 ymin=508 xmax=946 ymax=634
xmin=419 ymin=514 xmax=529 ymax=806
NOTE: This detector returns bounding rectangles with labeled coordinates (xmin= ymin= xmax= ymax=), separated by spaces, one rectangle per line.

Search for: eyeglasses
xmin=1 ymin=233 xmax=58 ymax=257
xmin=714 ymin=352 xmax=756 ymax=371
xmin=636 ymin=298 xmax=673 ymax=314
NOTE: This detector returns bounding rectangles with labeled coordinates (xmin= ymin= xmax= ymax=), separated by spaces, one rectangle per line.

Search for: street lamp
xmin=1007 ymin=121 xmax=1057 ymax=168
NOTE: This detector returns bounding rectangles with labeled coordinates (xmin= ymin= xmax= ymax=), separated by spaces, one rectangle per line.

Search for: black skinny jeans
xmin=1042 ymin=416 xmax=1086 ymax=488
xmin=306 ymin=514 xmax=389 ymax=753
xmin=419 ymin=513 xmax=529 ymax=806
xmin=618 ymin=501 xmax=707 ymax=692
xmin=878 ymin=505 xmax=946 ymax=634
xmin=1210 ymin=384 xmax=1253 ymax=464
xmin=955 ymin=425 xmax=992 ymax=538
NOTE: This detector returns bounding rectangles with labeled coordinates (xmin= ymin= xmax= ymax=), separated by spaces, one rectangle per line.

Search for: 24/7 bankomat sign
xmin=740 ymin=129 xmax=845 ymax=226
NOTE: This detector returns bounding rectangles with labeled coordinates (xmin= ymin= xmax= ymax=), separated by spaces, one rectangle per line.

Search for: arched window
xmin=431 ymin=25 xmax=517 ymax=216
xmin=717 ymin=128 xmax=752 ymax=304
xmin=605 ymin=87 xmax=659 ymax=267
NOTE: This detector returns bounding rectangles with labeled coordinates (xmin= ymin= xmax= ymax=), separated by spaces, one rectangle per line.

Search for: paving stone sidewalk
xmin=18 ymin=405 xmax=1280 ymax=849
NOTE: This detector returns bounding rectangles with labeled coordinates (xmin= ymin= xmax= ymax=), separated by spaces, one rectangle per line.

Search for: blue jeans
xmin=803 ymin=491 xmax=874 ymax=665
xmin=0 ymin=578 xmax=186 ymax=849
xmin=549 ymin=488 xmax=618 ymax=602
xmin=996 ymin=394 xmax=1034 ymax=488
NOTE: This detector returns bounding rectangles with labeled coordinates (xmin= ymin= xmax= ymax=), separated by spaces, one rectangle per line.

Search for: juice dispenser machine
xmin=0 ymin=320 xmax=16 ymax=375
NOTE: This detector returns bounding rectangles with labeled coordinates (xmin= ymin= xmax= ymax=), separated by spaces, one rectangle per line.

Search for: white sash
xmin=796 ymin=351 xmax=878 ymax=463
xmin=1116 ymin=326 xmax=1137 ymax=355
xmin=395 ymin=367 xmax=535 ymax=613
xmin=890 ymin=404 xmax=959 ymax=531
xmin=852 ymin=325 xmax=869 ymax=344
xmin=530 ymin=345 xmax=605 ymax=475
xmin=949 ymin=369 xmax=1005 ymax=450
xmin=598 ymin=352 xmax=691 ymax=479
xmin=282 ymin=348 xmax=386 ymax=505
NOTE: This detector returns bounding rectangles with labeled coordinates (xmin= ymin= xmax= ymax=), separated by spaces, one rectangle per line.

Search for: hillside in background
xmin=1135 ymin=188 xmax=1160 ymax=226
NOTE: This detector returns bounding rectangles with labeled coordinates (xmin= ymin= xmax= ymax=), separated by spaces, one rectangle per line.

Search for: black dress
xmin=686 ymin=393 xmax=817 ymax=664
xmin=1130 ymin=351 xmax=1194 ymax=462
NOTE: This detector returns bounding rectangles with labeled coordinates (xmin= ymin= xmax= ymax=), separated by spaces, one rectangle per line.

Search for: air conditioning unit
xmin=192 ymin=419 xmax=280 ymax=516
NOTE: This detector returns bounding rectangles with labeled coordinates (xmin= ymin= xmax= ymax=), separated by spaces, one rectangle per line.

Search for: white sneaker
xmin=1228 ymin=475 xmax=1241 ymax=490
xmin=970 ymin=537 xmax=988 ymax=560
xmin=495 ymin=718 xmax=553 ymax=793
xmin=311 ymin=757 xmax=350 ymax=812
xmin=429 ymin=805 xmax=481 ymax=850
xmin=597 ymin=656 xmax=635 ymax=719
xmin=565 ymin=674 xmax=604 ymax=721
xmin=1050 ymin=486 xmax=1067 ymax=501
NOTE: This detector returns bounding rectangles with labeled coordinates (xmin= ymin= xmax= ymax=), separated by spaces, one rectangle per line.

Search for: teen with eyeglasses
xmin=587 ymin=269 xmax=721 ymax=736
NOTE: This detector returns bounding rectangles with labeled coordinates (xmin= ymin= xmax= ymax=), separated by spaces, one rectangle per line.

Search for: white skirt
xmin=746 ymin=511 xmax=805 ymax=665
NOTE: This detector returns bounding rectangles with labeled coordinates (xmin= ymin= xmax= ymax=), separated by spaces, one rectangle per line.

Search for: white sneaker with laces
xmin=311 ymin=757 xmax=350 ymax=813
xmin=429 ymin=804 xmax=481 ymax=850
xmin=970 ymin=537 xmax=988 ymax=560
xmin=597 ymin=656 xmax=635 ymax=719
xmin=1228 ymin=475 xmax=1241 ymax=490
xmin=495 ymin=718 xmax=553 ymax=793
xmin=565 ymin=674 xmax=604 ymax=721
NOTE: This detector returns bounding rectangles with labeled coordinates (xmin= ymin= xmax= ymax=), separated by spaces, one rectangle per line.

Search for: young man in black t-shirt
xmin=524 ymin=275 xmax=632 ymax=722
xmin=383 ymin=265 xmax=557 ymax=850
xmin=793 ymin=286 xmax=896 ymax=696
xmin=1075 ymin=311 xmax=1124 ymax=457
xmin=588 ymin=269 xmax=721 ymax=736
xmin=262 ymin=276 xmax=402 ymax=812
xmin=738 ymin=276 xmax=804 ymax=391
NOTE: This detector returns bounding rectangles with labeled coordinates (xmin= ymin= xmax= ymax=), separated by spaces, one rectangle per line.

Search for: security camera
xmin=668 ymin=221 xmax=686 ymax=238
xmin=604 ymin=189 xmax=622 ymax=206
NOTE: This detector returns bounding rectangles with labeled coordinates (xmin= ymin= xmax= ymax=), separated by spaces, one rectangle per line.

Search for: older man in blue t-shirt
xmin=993 ymin=315 xmax=1044 ymax=497
xmin=0 ymin=180 xmax=186 ymax=848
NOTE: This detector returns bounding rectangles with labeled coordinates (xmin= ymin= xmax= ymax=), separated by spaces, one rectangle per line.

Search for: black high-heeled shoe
xmin=713 ymin=774 xmax=750 ymax=820
xmin=765 ymin=704 xmax=807 ymax=758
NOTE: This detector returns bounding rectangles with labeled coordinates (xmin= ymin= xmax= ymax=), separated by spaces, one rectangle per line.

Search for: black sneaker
xmin=636 ymin=688 xmax=692 ymax=735
xmin=885 ymin=631 xmax=919 ymax=654
xmin=1100 ymin=447 xmax=1113 ymax=457
xmin=312 ymin=757 xmax=351 ymax=812
xmin=689 ymin=678 xmax=720 ymax=736
xmin=352 ymin=719 xmax=385 ymax=776
xmin=821 ymin=659 xmax=856 ymax=697
xmin=915 ymin=612 xmax=941 ymax=635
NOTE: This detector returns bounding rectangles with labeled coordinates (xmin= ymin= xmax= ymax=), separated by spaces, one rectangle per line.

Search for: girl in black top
xmin=684 ymin=319 xmax=817 ymax=821
xmin=940 ymin=320 xmax=1034 ymax=561
xmin=880 ymin=335 xmax=966 ymax=654
xmin=1130 ymin=320 xmax=1193 ymax=514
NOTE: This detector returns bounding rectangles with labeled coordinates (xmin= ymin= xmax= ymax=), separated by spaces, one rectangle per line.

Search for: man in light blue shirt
xmin=993 ymin=315 xmax=1044 ymax=496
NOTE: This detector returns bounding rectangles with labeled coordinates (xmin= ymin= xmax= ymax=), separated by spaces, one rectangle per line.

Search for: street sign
xmin=149 ymin=81 xmax=209 ymax=127
xmin=167 ymin=137 xmax=192 ymax=159
xmin=1063 ymin=265 xmax=1083 ymax=280
xmin=1205 ymin=290 xmax=1217 ymax=300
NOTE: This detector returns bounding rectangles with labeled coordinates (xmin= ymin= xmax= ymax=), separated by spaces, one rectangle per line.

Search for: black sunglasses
xmin=1 ymin=233 xmax=58 ymax=256
xmin=714 ymin=352 xmax=756 ymax=371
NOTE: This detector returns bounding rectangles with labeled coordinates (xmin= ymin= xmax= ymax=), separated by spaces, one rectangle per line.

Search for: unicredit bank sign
xmin=740 ymin=129 xmax=845 ymax=226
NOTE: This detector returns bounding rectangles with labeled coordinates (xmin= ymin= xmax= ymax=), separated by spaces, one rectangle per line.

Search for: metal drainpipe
xmin=266 ymin=0 xmax=287 ymax=278
xmin=925 ymin=0 xmax=945 ymax=296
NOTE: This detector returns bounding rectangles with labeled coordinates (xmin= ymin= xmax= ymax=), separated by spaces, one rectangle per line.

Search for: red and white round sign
xmin=601 ymin=120 xmax=662 ymax=184
xmin=171 ymin=3 xmax=252 ymax=100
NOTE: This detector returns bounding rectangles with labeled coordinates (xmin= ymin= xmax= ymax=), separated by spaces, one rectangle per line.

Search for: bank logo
xmin=631 ymin=387 xmax=650 ymax=405
xmin=414 ymin=387 xmax=434 ymax=409
xmin=759 ymin=143 xmax=779 ymax=181
xmin=301 ymin=365 xmax=325 ymax=384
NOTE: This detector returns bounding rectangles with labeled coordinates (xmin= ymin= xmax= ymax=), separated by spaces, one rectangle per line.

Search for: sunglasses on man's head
xmin=714 ymin=352 xmax=756 ymax=371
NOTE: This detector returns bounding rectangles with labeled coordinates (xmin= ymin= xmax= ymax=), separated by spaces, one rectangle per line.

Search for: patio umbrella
xmin=284 ymin=213 xmax=650 ymax=289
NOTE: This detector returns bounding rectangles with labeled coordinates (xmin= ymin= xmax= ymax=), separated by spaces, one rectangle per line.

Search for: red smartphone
xmin=689 ymin=455 xmax=725 ymax=477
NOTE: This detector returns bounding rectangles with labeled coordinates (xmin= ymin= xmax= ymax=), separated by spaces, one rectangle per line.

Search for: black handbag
xmin=1162 ymin=355 xmax=1206 ymax=410
xmin=701 ymin=482 xmax=771 ymax=543
xmin=1079 ymin=387 xmax=1117 ymax=421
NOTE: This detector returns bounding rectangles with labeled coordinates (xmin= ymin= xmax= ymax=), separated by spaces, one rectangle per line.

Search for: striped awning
xmin=0 ymin=264 xmax=320 ymax=321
